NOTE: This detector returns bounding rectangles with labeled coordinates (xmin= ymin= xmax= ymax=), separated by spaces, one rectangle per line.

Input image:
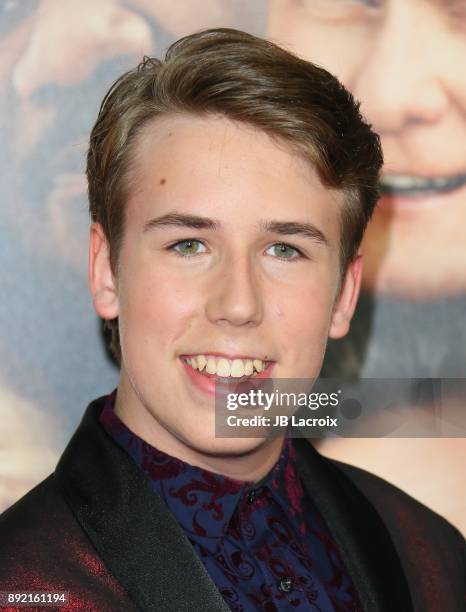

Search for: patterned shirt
xmin=100 ymin=391 xmax=361 ymax=611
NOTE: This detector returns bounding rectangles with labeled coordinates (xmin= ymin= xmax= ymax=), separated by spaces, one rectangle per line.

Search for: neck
xmin=114 ymin=378 xmax=285 ymax=482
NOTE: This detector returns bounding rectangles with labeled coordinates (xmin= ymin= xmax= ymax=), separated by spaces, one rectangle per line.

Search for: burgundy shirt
xmin=100 ymin=391 xmax=362 ymax=611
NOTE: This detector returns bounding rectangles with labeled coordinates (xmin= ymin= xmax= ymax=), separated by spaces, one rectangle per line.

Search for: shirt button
xmin=247 ymin=489 xmax=257 ymax=503
xmin=277 ymin=577 xmax=294 ymax=594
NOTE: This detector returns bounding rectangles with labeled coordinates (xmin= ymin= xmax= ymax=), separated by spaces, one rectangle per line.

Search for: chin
xmin=180 ymin=431 xmax=270 ymax=459
xmin=363 ymin=264 xmax=466 ymax=300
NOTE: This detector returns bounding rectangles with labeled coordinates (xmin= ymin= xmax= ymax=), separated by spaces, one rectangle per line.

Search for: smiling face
xmin=268 ymin=0 xmax=466 ymax=298
xmin=89 ymin=114 xmax=361 ymax=470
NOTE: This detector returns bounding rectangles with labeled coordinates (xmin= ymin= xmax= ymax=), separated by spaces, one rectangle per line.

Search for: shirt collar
xmin=99 ymin=390 xmax=304 ymax=551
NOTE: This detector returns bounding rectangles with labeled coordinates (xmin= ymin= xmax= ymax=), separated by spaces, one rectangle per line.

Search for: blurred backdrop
xmin=1 ymin=0 xmax=464 ymax=532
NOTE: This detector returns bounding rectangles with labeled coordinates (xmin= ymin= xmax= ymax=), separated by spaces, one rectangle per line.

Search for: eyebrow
xmin=143 ymin=212 xmax=329 ymax=246
xmin=260 ymin=220 xmax=329 ymax=247
xmin=143 ymin=213 xmax=219 ymax=232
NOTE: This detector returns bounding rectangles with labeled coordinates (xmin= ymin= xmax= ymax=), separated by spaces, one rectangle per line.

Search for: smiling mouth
xmin=181 ymin=354 xmax=271 ymax=380
xmin=380 ymin=173 xmax=466 ymax=197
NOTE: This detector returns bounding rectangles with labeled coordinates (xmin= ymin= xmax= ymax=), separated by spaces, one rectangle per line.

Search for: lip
xmin=377 ymin=175 xmax=466 ymax=216
xmin=180 ymin=357 xmax=276 ymax=398
xmin=380 ymin=172 xmax=466 ymax=198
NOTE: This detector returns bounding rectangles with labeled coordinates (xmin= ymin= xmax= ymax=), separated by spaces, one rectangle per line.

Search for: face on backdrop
xmin=268 ymin=0 xmax=466 ymax=299
xmin=90 ymin=114 xmax=361 ymax=471
xmin=0 ymin=0 xmax=248 ymax=269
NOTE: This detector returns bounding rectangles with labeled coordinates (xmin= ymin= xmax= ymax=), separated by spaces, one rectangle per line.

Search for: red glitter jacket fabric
xmin=0 ymin=396 xmax=464 ymax=612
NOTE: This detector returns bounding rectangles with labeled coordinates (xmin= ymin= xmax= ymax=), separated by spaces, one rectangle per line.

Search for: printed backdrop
xmin=1 ymin=0 xmax=465 ymax=532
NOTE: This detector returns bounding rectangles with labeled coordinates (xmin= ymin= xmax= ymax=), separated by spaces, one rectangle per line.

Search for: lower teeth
xmin=193 ymin=369 xmax=259 ymax=380
xmin=210 ymin=371 xmax=258 ymax=381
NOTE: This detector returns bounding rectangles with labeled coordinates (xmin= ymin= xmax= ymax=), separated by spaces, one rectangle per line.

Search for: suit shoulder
xmin=0 ymin=474 xmax=62 ymax=537
xmin=332 ymin=458 xmax=464 ymax=552
xmin=332 ymin=459 xmax=465 ymax=609
xmin=0 ymin=473 xmax=132 ymax=610
xmin=0 ymin=474 xmax=75 ymax=565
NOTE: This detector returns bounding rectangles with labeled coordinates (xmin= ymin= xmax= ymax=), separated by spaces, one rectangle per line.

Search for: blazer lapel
xmin=55 ymin=397 xmax=229 ymax=612
xmin=294 ymin=438 xmax=413 ymax=612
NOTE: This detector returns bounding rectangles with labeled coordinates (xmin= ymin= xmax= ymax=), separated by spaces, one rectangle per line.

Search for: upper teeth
xmin=381 ymin=175 xmax=430 ymax=189
xmin=380 ymin=174 xmax=466 ymax=191
xmin=185 ymin=355 xmax=266 ymax=377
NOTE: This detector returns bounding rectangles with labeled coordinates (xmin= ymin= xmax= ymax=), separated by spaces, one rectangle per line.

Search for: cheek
xmin=273 ymin=282 xmax=334 ymax=364
xmin=271 ymin=12 xmax=372 ymax=88
xmin=117 ymin=264 xmax=199 ymax=354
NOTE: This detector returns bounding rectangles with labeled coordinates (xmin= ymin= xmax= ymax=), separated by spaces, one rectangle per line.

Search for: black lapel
xmin=54 ymin=397 xmax=229 ymax=612
xmin=294 ymin=438 xmax=413 ymax=612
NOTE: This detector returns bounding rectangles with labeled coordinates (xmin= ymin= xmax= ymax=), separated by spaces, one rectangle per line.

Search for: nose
xmin=13 ymin=0 xmax=153 ymax=97
xmin=352 ymin=2 xmax=450 ymax=134
xmin=205 ymin=253 xmax=264 ymax=328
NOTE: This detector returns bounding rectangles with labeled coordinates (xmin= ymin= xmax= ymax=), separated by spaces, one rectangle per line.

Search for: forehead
xmin=127 ymin=113 xmax=342 ymax=232
xmin=132 ymin=113 xmax=310 ymax=183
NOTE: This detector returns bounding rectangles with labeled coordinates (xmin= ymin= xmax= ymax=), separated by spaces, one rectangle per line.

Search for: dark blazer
xmin=0 ymin=397 xmax=463 ymax=612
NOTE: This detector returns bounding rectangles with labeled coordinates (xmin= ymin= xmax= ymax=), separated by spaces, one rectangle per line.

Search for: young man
xmin=0 ymin=29 xmax=463 ymax=612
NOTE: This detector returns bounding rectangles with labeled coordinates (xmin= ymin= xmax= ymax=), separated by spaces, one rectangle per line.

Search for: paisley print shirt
xmin=100 ymin=391 xmax=361 ymax=611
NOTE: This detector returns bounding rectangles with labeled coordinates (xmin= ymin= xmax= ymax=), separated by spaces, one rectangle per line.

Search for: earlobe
xmin=88 ymin=223 xmax=119 ymax=320
xmin=329 ymin=254 xmax=363 ymax=340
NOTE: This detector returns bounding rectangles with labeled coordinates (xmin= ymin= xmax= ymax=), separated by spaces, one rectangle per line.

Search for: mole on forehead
xmin=159 ymin=178 xmax=167 ymax=185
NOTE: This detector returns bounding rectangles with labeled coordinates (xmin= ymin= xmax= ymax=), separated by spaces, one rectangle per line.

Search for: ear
xmin=88 ymin=223 xmax=119 ymax=320
xmin=329 ymin=253 xmax=363 ymax=339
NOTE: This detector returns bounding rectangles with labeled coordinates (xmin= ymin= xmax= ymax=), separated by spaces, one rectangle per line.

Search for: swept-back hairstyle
xmin=87 ymin=28 xmax=383 ymax=362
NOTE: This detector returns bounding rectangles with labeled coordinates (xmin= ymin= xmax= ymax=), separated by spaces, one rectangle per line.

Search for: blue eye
xmin=304 ymin=0 xmax=382 ymax=13
xmin=171 ymin=239 xmax=207 ymax=257
xmin=266 ymin=243 xmax=302 ymax=260
xmin=330 ymin=0 xmax=380 ymax=5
